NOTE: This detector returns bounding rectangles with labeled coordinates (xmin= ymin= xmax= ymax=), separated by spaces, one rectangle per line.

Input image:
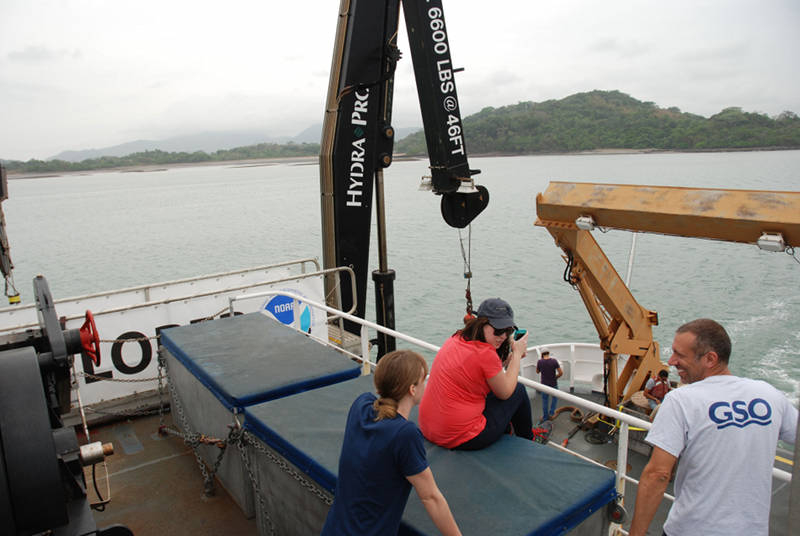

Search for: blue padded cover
xmin=159 ymin=313 xmax=361 ymax=411
xmin=400 ymin=437 xmax=616 ymax=536
xmin=244 ymin=374 xmax=373 ymax=492
xmin=243 ymin=375 xmax=616 ymax=535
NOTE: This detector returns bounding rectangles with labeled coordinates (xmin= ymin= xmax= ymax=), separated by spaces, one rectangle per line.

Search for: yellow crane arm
xmin=537 ymin=181 xmax=800 ymax=246
xmin=535 ymin=181 xmax=800 ymax=408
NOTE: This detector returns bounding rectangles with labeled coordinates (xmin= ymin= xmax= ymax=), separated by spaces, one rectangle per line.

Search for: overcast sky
xmin=1 ymin=0 xmax=799 ymax=161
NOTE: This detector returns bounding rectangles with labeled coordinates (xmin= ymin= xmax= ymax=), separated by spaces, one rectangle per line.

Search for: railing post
xmin=616 ymin=421 xmax=629 ymax=500
xmin=359 ymin=323 xmax=371 ymax=375
xmin=789 ymin=408 xmax=800 ymax=534
xmin=333 ymin=270 xmax=346 ymax=344
xmin=608 ymin=420 xmax=630 ymax=536
xmin=569 ymin=344 xmax=576 ymax=391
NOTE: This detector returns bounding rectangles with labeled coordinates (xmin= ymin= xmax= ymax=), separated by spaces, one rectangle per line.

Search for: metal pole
xmin=372 ymin=169 xmax=396 ymax=359
xmin=789 ymin=408 xmax=800 ymax=533
xmin=375 ymin=170 xmax=389 ymax=274
xmin=624 ymin=232 xmax=637 ymax=286
xmin=319 ymin=0 xmax=351 ymax=309
xmin=616 ymin=422 xmax=629 ymax=500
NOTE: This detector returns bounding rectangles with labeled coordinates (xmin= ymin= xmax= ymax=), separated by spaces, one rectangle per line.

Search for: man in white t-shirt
xmin=629 ymin=318 xmax=797 ymax=536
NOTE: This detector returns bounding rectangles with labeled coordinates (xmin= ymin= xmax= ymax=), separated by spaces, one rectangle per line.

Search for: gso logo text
xmin=708 ymin=398 xmax=772 ymax=429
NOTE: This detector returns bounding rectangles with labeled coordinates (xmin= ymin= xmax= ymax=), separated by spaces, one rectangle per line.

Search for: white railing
xmin=0 ymin=258 xmax=323 ymax=333
xmin=230 ymin=289 xmax=438 ymax=374
xmin=229 ymin=290 xmax=793 ymax=506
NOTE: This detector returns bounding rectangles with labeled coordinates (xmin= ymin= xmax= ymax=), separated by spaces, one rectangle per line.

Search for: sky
xmin=1 ymin=0 xmax=799 ymax=161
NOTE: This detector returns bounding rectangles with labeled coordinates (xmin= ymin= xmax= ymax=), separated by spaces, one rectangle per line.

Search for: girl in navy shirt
xmin=322 ymin=350 xmax=461 ymax=535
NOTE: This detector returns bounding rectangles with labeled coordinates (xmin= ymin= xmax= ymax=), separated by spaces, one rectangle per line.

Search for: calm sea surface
xmin=5 ymin=151 xmax=800 ymax=402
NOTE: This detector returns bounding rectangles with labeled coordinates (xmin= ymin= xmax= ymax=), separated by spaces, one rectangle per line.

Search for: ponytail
xmin=373 ymin=396 xmax=400 ymax=420
xmin=372 ymin=349 xmax=428 ymax=421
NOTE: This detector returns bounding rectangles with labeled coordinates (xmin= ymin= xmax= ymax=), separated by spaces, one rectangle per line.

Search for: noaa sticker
xmin=264 ymin=295 xmax=312 ymax=333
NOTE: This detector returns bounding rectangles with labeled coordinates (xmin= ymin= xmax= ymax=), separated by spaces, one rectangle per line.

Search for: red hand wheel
xmin=79 ymin=310 xmax=101 ymax=366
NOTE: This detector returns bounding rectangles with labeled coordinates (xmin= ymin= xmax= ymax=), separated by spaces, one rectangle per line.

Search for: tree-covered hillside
xmin=4 ymin=90 xmax=799 ymax=174
xmin=2 ymin=142 xmax=319 ymax=174
xmin=396 ymin=90 xmax=800 ymax=155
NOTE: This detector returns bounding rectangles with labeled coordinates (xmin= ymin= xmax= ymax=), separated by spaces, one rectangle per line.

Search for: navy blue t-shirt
xmin=536 ymin=357 xmax=561 ymax=387
xmin=321 ymin=392 xmax=429 ymax=535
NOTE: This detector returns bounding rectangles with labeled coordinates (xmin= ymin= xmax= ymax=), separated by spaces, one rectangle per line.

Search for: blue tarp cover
xmin=159 ymin=313 xmax=361 ymax=411
xmin=244 ymin=375 xmax=616 ymax=536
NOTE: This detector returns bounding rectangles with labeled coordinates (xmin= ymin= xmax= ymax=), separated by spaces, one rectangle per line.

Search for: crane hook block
xmin=440 ymin=185 xmax=489 ymax=229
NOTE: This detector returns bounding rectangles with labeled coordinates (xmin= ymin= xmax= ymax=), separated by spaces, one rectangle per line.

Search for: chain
xmin=157 ymin=352 xmax=168 ymax=432
xmin=459 ymin=225 xmax=474 ymax=317
xmin=77 ymin=334 xmax=159 ymax=383
xmin=154 ymin=349 xmax=332 ymax=534
xmin=241 ymin=431 xmax=333 ymax=506
xmin=159 ymin=352 xmax=225 ymax=496
xmin=85 ymin=406 xmax=164 ymax=417
xmin=99 ymin=334 xmax=158 ymax=344
xmin=229 ymin=426 xmax=337 ymax=536
xmin=74 ymin=354 xmax=169 ymax=419
xmin=79 ymin=372 xmax=161 ymax=382
xmin=235 ymin=431 xmax=276 ymax=536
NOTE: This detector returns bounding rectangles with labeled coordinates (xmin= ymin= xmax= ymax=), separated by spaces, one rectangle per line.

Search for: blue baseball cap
xmin=476 ymin=298 xmax=515 ymax=330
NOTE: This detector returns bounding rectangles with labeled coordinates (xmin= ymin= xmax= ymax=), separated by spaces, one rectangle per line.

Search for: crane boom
xmin=320 ymin=0 xmax=488 ymax=355
xmin=537 ymin=181 xmax=800 ymax=246
xmin=536 ymin=181 xmax=800 ymax=407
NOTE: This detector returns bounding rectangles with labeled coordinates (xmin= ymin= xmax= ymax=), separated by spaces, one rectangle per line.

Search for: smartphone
xmin=513 ymin=329 xmax=527 ymax=341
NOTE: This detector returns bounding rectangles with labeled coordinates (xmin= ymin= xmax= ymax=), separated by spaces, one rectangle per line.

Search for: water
xmin=5 ymin=152 xmax=800 ymax=402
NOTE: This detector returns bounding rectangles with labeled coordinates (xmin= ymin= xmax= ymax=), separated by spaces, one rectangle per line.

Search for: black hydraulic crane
xmin=320 ymin=0 xmax=488 ymax=358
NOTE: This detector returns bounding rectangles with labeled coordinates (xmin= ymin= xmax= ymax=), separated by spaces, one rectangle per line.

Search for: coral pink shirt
xmin=419 ymin=335 xmax=503 ymax=448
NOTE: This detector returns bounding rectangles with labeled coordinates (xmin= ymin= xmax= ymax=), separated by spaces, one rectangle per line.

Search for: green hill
xmin=4 ymin=90 xmax=799 ymax=174
xmin=396 ymin=90 xmax=800 ymax=155
xmin=2 ymin=143 xmax=319 ymax=175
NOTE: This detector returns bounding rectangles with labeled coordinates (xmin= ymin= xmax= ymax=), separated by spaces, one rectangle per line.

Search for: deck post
xmin=789 ymin=409 xmax=799 ymax=533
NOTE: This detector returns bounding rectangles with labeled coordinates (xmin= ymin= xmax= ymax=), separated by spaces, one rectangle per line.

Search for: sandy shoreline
xmin=5 ymin=155 xmax=323 ymax=180
xmin=6 ymin=147 xmax=796 ymax=180
xmin=2 ymin=150 xmax=649 ymax=179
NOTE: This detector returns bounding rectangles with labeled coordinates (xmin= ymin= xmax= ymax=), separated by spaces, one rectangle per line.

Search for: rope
xmin=563 ymin=250 xmax=575 ymax=286
xmin=4 ymin=275 xmax=19 ymax=300
xmin=552 ymin=405 xmax=585 ymax=422
xmin=459 ymin=225 xmax=474 ymax=317
xmin=787 ymin=246 xmax=800 ymax=265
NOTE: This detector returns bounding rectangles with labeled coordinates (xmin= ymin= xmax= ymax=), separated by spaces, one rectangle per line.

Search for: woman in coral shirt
xmin=419 ymin=298 xmax=533 ymax=449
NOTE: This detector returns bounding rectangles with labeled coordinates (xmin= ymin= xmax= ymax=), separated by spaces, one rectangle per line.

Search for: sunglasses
xmin=493 ymin=327 xmax=514 ymax=337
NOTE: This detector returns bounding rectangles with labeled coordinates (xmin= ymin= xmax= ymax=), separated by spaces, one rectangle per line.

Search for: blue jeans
xmin=454 ymin=383 xmax=533 ymax=450
xmin=541 ymin=390 xmax=558 ymax=420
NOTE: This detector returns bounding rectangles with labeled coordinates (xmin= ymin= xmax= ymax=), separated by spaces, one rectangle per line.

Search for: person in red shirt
xmin=419 ymin=298 xmax=533 ymax=450
xmin=643 ymin=369 xmax=670 ymax=413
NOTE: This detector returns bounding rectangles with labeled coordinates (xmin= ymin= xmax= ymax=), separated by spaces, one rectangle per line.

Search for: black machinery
xmin=320 ymin=0 xmax=489 ymax=358
xmin=0 ymin=275 xmax=132 ymax=535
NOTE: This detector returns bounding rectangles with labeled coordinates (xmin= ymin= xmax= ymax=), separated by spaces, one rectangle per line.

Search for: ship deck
xmin=82 ymin=388 xmax=793 ymax=536
xmin=81 ymin=391 xmax=651 ymax=535
xmin=82 ymin=411 xmax=255 ymax=535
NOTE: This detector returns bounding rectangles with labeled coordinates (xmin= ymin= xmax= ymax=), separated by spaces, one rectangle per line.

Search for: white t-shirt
xmin=645 ymin=374 xmax=797 ymax=536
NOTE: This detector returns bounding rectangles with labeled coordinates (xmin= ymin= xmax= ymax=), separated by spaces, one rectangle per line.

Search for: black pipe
xmin=372 ymin=269 xmax=396 ymax=360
